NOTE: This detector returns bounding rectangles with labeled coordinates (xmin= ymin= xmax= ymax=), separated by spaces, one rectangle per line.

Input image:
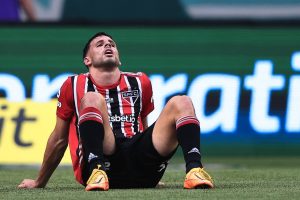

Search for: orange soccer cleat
xmin=85 ymin=165 xmax=109 ymax=191
xmin=184 ymin=167 xmax=214 ymax=189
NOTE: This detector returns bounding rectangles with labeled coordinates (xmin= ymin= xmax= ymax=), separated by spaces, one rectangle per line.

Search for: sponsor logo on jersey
xmin=109 ymin=114 xmax=136 ymax=123
xmin=121 ymin=90 xmax=139 ymax=105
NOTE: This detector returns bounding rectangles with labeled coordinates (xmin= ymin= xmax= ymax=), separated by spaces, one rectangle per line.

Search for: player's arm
xmin=18 ymin=116 xmax=69 ymax=189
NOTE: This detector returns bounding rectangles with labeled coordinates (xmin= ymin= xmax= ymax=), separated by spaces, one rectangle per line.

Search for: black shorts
xmin=82 ymin=123 xmax=177 ymax=188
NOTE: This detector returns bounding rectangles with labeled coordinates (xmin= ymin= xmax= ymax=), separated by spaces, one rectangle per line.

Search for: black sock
xmin=79 ymin=107 xmax=105 ymax=173
xmin=176 ymin=116 xmax=203 ymax=173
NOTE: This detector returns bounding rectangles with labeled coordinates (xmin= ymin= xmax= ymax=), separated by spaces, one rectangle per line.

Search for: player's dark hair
xmin=82 ymin=32 xmax=113 ymax=60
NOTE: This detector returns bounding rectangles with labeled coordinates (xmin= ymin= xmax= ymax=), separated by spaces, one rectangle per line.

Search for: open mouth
xmin=104 ymin=49 xmax=113 ymax=56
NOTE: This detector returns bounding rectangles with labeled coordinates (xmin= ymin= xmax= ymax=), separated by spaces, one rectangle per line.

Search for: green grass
xmin=1 ymin=157 xmax=300 ymax=199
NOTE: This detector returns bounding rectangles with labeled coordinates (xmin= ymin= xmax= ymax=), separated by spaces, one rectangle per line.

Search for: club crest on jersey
xmin=121 ymin=90 xmax=139 ymax=105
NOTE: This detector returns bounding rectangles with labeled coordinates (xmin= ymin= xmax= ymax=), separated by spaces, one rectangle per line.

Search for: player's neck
xmin=89 ymin=67 xmax=121 ymax=87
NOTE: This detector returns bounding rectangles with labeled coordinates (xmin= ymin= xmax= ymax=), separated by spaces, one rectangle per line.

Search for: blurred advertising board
xmin=3 ymin=0 xmax=300 ymax=22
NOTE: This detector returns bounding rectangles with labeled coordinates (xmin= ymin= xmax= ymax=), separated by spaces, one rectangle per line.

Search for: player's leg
xmin=79 ymin=92 xmax=115 ymax=191
xmin=153 ymin=95 xmax=201 ymax=168
xmin=152 ymin=95 xmax=214 ymax=189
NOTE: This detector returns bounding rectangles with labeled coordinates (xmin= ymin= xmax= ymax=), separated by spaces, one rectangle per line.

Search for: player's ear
xmin=84 ymin=57 xmax=91 ymax=66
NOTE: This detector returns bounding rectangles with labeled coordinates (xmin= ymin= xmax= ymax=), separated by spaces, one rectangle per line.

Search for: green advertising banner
xmin=0 ymin=25 xmax=300 ymax=161
xmin=1 ymin=26 xmax=299 ymax=84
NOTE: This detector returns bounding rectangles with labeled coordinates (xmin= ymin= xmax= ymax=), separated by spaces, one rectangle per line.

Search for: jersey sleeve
xmin=56 ymin=76 xmax=74 ymax=121
xmin=140 ymin=73 xmax=154 ymax=118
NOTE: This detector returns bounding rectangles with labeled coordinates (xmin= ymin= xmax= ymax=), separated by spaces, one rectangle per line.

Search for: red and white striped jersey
xmin=56 ymin=71 xmax=154 ymax=184
xmin=57 ymin=71 xmax=154 ymax=137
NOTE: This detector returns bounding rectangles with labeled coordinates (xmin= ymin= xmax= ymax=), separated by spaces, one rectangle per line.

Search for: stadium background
xmin=0 ymin=0 xmax=300 ymax=165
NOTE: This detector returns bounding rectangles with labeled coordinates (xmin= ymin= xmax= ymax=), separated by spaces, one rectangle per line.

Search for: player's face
xmin=86 ymin=35 xmax=121 ymax=69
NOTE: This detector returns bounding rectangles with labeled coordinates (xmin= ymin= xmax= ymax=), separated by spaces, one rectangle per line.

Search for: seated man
xmin=18 ymin=32 xmax=214 ymax=190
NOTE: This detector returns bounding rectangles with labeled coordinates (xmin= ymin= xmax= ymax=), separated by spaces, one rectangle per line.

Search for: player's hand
xmin=18 ymin=179 xmax=40 ymax=189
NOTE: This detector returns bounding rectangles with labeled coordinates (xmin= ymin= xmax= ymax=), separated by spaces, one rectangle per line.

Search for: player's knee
xmin=80 ymin=92 xmax=105 ymax=110
xmin=169 ymin=95 xmax=194 ymax=114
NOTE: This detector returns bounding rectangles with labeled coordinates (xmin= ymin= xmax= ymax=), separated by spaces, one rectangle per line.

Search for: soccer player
xmin=18 ymin=32 xmax=214 ymax=190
